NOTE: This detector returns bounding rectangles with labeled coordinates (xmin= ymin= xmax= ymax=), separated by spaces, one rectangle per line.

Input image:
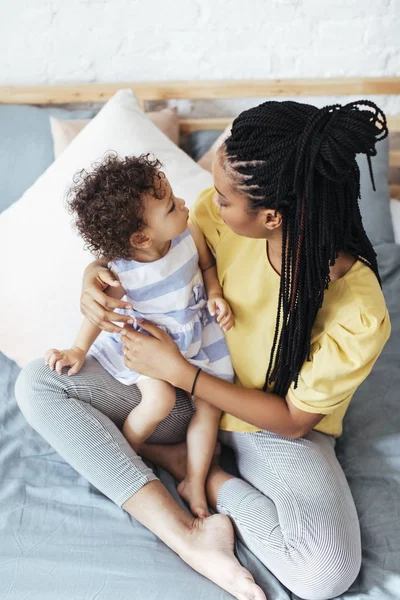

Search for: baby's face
xmin=144 ymin=176 xmax=189 ymax=244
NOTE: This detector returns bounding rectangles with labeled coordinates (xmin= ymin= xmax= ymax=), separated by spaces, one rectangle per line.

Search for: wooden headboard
xmin=1 ymin=77 xmax=399 ymax=198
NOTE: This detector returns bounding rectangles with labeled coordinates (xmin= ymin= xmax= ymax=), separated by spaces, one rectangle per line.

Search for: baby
xmin=45 ymin=153 xmax=234 ymax=518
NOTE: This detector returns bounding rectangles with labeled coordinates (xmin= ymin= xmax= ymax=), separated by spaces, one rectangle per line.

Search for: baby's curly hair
xmin=67 ymin=152 xmax=165 ymax=260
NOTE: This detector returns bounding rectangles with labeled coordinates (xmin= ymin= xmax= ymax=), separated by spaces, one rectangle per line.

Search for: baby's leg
xmin=122 ymin=379 xmax=176 ymax=453
xmin=178 ymin=398 xmax=221 ymax=518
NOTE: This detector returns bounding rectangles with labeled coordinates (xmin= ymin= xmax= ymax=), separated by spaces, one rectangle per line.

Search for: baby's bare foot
xmin=177 ymin=478 xmax=210 ymax=518
xmin=140 ymin=441 xmax=221 ymax=483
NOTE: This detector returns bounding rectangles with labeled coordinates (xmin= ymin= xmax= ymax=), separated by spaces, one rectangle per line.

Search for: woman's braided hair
xmin=221 ymin=100 xmax=388 ymax=398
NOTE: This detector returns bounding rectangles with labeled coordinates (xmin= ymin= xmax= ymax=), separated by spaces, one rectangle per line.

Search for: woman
xmin=16 ymin=99 xmax=390 ymax=600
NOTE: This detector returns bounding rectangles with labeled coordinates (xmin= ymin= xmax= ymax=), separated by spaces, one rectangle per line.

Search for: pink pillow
xmin=50 ymin=107 xmax=180 ymax=158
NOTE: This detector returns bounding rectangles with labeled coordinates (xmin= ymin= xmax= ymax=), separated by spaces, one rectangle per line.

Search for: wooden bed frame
xmin=0 ymin=77 xmax=399 ymax=198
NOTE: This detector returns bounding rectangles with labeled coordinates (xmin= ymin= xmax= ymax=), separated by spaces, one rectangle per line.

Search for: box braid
xmin=221 ymin=100 xmax=388 ymax=398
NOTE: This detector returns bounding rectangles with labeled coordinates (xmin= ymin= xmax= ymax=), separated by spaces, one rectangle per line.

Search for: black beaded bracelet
xmin=191 ymin=367 xmax=202 ymax=397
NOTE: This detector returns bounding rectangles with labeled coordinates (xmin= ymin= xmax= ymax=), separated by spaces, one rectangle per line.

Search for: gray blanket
xmin=1 ymin=242 xmax=400 ymax=599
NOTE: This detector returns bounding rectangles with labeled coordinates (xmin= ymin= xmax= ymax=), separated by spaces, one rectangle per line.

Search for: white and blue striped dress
xmin=90 ymin=229 xmax=234 ymax=385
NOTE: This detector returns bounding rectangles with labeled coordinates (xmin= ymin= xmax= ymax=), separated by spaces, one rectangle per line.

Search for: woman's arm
xmin=80 ymin=259 xmax=133 ymax=333
xmin=120 ymin=321 xmax=323 ymax=439
xmin=183 ymin=364 xmax=323 ymax=439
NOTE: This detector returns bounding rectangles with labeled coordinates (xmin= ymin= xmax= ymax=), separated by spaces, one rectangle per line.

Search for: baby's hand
xmin=44 ymin=347 xmax=86 ymax=376
xmin=207 ymin=296 xmax=235 ymax=332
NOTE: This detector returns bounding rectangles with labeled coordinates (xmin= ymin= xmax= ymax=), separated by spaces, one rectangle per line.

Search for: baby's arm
xmin=45 ymin=270 xmax=127 ymax=375
xmin=73 ymin=318 xmax=102 ymax=354
xmin=188 ymin=222 xmax=220 ymax=297
xmin=74 ymin=274 xmax=126 ymax=353
xmin=44 ymin=318 xmax=101 ymax=375
xmin=188 ymin=222 xmax=234 ymax=332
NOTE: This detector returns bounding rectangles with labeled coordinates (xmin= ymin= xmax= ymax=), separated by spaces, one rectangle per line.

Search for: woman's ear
xmin=130 ymin=231 xmax=152 ymax=249
xmin=260 ymin=209 xmax=282 ymax=231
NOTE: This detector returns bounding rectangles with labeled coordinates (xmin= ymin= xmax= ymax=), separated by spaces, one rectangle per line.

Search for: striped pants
xmin=15 ymin=357 xmax=361 ymax=600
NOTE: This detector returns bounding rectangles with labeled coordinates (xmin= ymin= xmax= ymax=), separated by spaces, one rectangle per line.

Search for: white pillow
xmin=390 ymin=199 xmax=400 ymax=245
xmin=0 ymin=90 xmax=213 ymax=366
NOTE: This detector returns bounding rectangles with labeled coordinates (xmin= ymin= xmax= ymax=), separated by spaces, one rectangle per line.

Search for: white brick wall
xmin=1 ymin=0 xmax=399 ymax=115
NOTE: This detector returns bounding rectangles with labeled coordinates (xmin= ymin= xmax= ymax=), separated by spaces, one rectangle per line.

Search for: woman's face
xmin=212 ymin=151 xmax=281 ymax=240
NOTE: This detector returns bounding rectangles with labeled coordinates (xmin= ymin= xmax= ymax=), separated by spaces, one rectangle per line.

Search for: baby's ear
xmin=130 ymin=231 xmax=152 ymax=249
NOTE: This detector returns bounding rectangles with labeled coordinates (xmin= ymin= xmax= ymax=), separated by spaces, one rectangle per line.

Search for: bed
xmin=1 ymin=78 xmax=400 ymax=600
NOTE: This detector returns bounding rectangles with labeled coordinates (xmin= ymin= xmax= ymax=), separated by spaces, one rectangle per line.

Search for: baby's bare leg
xmin=122 ymin=379 xmax=176 ymax=452
xmin=178 ymin=398 xmax=221 ymax=518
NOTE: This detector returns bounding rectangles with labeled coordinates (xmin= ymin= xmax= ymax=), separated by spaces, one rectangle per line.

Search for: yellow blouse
xmin=190 ymin=187 xmax=391 ymax=437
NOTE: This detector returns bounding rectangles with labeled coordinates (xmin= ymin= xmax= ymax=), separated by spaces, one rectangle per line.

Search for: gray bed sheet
xmin=1 ymin=242 xmax=400 ymax=600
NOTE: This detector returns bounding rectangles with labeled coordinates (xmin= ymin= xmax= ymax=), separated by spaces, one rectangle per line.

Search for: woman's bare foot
xmin=140 ymin=441 xmax=221 ymax=482
xmin=177 ymin=478 xmax=210 ymax=518
xmin=179 ymin=513 xmax=266 ymax=600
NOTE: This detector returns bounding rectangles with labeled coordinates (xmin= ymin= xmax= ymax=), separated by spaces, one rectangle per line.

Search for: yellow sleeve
xmin=287 ymin=307 xmax=391 ymax=415
xmin=189 ymin=187 xmax=226 ymax=254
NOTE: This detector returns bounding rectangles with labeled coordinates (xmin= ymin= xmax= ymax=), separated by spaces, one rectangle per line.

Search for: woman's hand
xmin=121 ymin=320 xmax=195 ymax=388
xmin=80 ymin=260 xmax=133 ymax=333
xmin=44 ymin=347 xmax=86 ymax=376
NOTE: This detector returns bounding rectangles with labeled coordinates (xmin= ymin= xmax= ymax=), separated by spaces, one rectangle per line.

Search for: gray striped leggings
xmin=15 ymin=357 xmax=361 ymax=600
